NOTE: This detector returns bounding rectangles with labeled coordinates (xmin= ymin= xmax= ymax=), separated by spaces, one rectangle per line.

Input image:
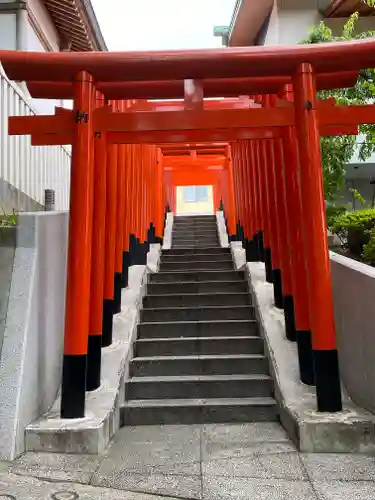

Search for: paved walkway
xmin=1 ymin=423 xmax=375 ymax=499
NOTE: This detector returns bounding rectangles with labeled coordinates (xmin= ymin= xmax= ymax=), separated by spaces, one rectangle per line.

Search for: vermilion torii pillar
xmin=61 ymin=71 xmax=94 ymax=418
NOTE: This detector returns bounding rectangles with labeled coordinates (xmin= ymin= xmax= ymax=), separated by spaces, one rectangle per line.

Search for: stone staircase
xmin=121 ymin=215 xmax=278 ymax=425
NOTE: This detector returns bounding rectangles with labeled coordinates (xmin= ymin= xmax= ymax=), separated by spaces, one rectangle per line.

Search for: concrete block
xmin=247 ymin=258 xmax=375 ymax=453
xmin=162 ymin=212 xmax=173 ymax=250
xmin=24 ymin=263 xmax=156 ymax=456
xmin=216 ymin=211 xmax=229 ymax=248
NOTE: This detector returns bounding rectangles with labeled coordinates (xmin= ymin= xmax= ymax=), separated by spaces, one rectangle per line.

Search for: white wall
xmin=259 ymin=0 xmax=375 ymax=46
xmin=0 ymin=212 xmax=68 ymax=459
xmin=0 ymin=66 xmax=71 ymax=211
xmin=0 ymin=13 xmax=16 ymax=50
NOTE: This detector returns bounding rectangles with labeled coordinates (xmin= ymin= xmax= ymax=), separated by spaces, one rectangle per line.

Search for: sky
xmin=91 ymin=0 xmax=236 ymax=51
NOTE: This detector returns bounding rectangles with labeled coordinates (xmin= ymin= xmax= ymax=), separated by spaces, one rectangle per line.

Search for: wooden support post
xmin=102 ymin=102 xmax=118 ymax=347
xmin=273 ymin=136 xmax=296 ymax=340
xmin=265 ymin=139 xmax=283 ymax=308
xmin=293 ymin=63 xmax=342 ymax=411
xmin=121 ymin=144 xmax=131 ymax=288
xmin=114 ymin=136 xmax=126 ymax=313
xmin=282 ymin=122 xmax=314 ymax=385
xmin=259 ymin=140 xmax=273 ymax=283
xmin=87 ymin=91 xmax=106 ymax=392
xmin=253 ymin=139 xmax=265 ymax=261
xmin=61 ymin=71 xmax=94 ymax=418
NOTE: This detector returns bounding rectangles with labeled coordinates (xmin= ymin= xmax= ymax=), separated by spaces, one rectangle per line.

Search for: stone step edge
xmin=122 ymin=397 xmax=277 ymax=408
xmin=144 ymin=292 xmax=249 ymax=298
xmin=127 ymin=374 xmax=272 ymax=383
xmin=148 ymin=280 xmax=246 ymax=286
xmin=139 ymin=319 xmax=257 ymax=325
xmin=136 ymin=335 xmax=261 ymax=343
xmin=131 ymin=354 xmax=266 ymax=362
xmin=141 ymin=305 xmax=254 ymax=311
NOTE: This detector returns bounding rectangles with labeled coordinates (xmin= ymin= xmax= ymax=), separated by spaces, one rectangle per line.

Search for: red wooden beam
xmin=1 ymin=40 xmax=372 ymax=81
xmin=25 ymin=71 xmax=359 ymax=100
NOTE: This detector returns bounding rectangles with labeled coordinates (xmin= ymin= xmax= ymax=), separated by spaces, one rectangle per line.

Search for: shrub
xmin=363 ymin=227 xmax=375 ymax=265
xmin=0 ymin=209 xmax=18 ymax=227
xmin=326 ymin=204 xmax=347 ymax=229
xmin=332 ymin=208 xmax=375 ymax=256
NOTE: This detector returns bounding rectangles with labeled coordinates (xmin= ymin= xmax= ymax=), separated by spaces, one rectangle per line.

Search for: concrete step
xmin=161 ymin=253 xmax=231 ymax=263
xmin=172 ymin=226 xmax=218 ymax=233
xmin=172 ymin=233 xmax=218 ymax=239
xmin=172 ymin=245 xmax=221 ymax=250
xmin=149 ymin=270 xmax=245 ymax=283
xmin=172 ymin=234 xmax=219 ymax=241
xmin=137 ymin=320 xmax=258 ymax=339
xmin=163 ymin=247 xmax=230 ymax=256
xmin=172 ymin=227 xmax=218 ymax=233
xmin=159 ymin=260 xmax=233 ymax=271
xmin=125 ymin=374 xmax=273 ymax=400
xmin=143 ymin=292 xmax=251 ymax=308
xmin=147 ymin=280 xmax=248 ymax=295
xmin=130 ymin=354 xmax=268 ymax=377
xmin=140 ymin=305 xmax=255 ymax=322
xmin=121 ymin=397 xmax=278 ymax=425
xmin=135 ymin=335 xmax=264 ymax=357
xmin=172 ymin=241 xmax=220 ymax=249
xmin=174 ymin=216 xmax=216 ymax=222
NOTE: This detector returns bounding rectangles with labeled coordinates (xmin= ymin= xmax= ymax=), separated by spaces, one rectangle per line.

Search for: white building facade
xmin=0 ymin=0 xmax=106 ymax=211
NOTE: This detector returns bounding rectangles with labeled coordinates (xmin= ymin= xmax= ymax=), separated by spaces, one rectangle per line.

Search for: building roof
xmin=42 ymin=0 xmax=107 ymax=51
xmin=227 ymin=0 xmax=273 ymax=47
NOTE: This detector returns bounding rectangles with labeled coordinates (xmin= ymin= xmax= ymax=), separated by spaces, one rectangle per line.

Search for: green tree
xmin=302 ymin=11 xmax=375 ymax=200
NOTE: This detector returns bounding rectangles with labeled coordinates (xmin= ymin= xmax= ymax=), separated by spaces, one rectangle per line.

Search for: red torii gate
xmin=2 ymin=37 xmax=375 ymax=418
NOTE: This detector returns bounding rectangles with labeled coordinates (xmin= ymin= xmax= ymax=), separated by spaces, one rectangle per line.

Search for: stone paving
xmin=1 ymin=423 xmax=375 ymax=499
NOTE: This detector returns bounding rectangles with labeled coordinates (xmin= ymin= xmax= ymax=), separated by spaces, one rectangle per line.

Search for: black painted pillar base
xmin=148 ymin=223 xmax=156 ymax=245
xmin=296 ymin=330 xmax=315 ymax=386
xmin=129 ymin=234 xmax=136 ymax=267
xmin=61 ymin=354 xmax=87 ymax=418
xmin=314 ymin=349 xmax=342 ymax=412
xmin=113 ymin=272 xmax=122 ymax=314
xmin=155 ymin=236 xmax=163 ymax=245
xmin=272 ymin=269 xmax=283 ymax=309
xmin=229 ymin=234 xmax=237 ymax=242
xmin=86 ymin=335 xmax=102 ymax=391
xmin=258 ymin=231 xmax=265 ymax=262
xmin=139 ymin=241 xmax=148 ymax=265
xmin=236 ymin=221 xmax=240 ymax=241
xmin=135 ymin=238 xmax=142 ymax=265
xmin=245 ymin=238 xmax=258 ymax=262
xmin=283 ymin=295 xmax=296 ymax=342
xmin=264 ymin=248 xmax=273 ymax=283
xmin=121 ymin=251 xmax=129 ymax=288
xmin=253 ymin=233 xmax=260 ymax=261
xmin=102 ymin=299 xmax=114 ymax=347
xmin=240 ymin=226 xmax=245 ymax=246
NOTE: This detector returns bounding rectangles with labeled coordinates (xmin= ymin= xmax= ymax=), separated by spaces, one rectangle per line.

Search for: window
xmin=183 ymin=186 xmax=209 ymax=203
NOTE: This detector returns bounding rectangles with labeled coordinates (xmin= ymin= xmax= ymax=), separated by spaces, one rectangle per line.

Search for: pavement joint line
xmin=199 ymin=426 xmax=204 ymax=500
xmin=298 ymin=457 xmax=322 ymax=500
xmin=8 ymin=470 xmax=194 ymax=500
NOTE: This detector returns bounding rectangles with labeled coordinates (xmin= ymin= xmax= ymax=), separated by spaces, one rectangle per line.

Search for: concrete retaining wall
xmin=0 ymin=211 xmax=68 ymax=460
xmin=0 ymin=227 xmax=16 ymax=354
xmin=330 ymin=252 xmax=375 ymax=414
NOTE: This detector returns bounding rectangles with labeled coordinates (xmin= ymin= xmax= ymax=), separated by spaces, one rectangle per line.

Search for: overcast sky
xmin=91 ymin=0 xmax=236 ymax=51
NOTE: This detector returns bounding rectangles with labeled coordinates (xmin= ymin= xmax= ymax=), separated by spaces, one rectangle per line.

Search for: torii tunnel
xmin=2 ymin=37 xmax=375 ymax=418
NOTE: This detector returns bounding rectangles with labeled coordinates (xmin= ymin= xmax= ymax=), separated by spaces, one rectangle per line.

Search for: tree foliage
xmin=302 ymin=11 xmax=375 ymax=200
